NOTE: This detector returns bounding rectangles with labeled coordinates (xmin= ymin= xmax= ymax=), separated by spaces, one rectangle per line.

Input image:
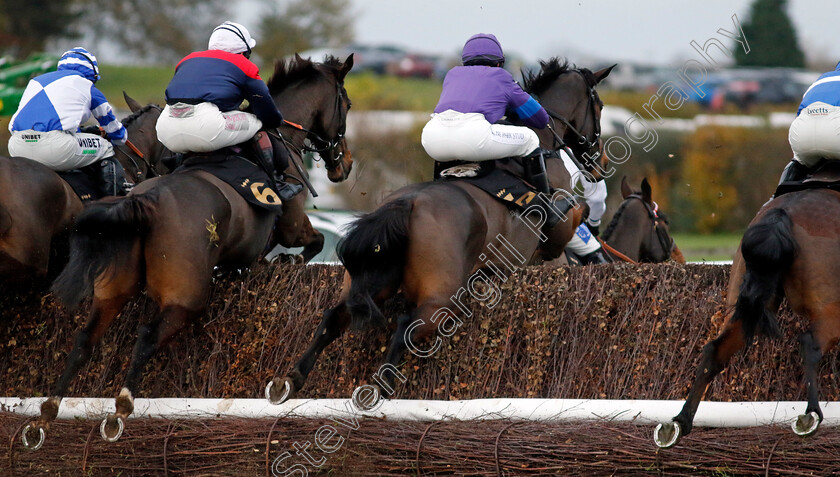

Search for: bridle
xmin=542 ymin=70 xmax=602 ymax=168
xmin=279 ymin=81 xmax=349 ymax=172
xmin=613 ymin=193 xmax=675 ymax=262
xmin=113 ymin=104 xmax=168 ymax=182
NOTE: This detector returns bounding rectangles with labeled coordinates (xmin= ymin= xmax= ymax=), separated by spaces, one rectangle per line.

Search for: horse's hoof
xmin=266 ymin=377 xmax=294 ymax=405
xmin=100 ymin=415 xmax=125 ymax=442
xmin=653 ymin=421 xmax=681 ymax=449
xmin=792 ymin=411 xmax=821 ymax=437
xmin=351 ymin=384 xmax=383 ymax=411
xmin=21 ymin=424 xmax=46 ymax=451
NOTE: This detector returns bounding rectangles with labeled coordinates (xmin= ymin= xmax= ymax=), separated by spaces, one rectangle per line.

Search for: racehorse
xmin=21 ymin=55 xmax=354 ymax=449
xmin=268 ymin=54 xmax=355 ymax=262
xmin=0 ymin=93 xmax=168 ymax=287
xmin=266 ymin=58 xmax=614 ymax=406
xmin=654 ymin=172 xmax=840 ymax=448
xmin=572 ymin=177 xmax=684 ymax=265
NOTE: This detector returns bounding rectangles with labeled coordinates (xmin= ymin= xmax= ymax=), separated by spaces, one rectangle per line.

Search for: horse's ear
xmin=123 ymin=91 xmax=142 ymax=113
xmin=641 ymin=178 xmax=653 ymax=203
xmin=620 ymin=176 xmax=632 ymax=199
xmin=593 ymin=64 xmax=617 ymax=85
xmin=338 ymin=53 xmax=354 ymax=80
xmin=294 ymin=53 xmax=304 ymax=63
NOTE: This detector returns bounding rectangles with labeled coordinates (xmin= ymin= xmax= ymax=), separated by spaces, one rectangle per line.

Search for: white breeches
xmin=558 ymin=149 xmax=607 ymax=226
xmin=789 ymin=102 xmax=840 ymax=168
xmin=8 ymin=130 xmax=114 ymax=171
xmin=421 ymin=110 xmax=540 ymax=162
xmin=156 ymin=102 xmax=262 ymax=153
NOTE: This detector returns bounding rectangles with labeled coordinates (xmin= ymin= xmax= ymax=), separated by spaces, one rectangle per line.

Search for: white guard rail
xmin=2 ymin=397 xmax=839 ymax=428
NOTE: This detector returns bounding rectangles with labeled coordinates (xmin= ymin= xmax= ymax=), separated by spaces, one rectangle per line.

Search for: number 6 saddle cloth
xmin=175 ymin=153 xmax=285 ymax=213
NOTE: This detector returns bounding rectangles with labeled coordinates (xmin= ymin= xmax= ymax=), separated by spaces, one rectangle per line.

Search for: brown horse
xmin=0 ymin=93 xmax=169 ymax=288
xmin=587 ymin=177 xmax=684 ymax=264
xmin=267 ymin=54 xmax=355 ymax=262
xmin=654 ymin=179 xmax=840 ymax=448
xmin=266 ymin=59 xmax=614 ymax=406
xmin=21 ymin=55 xmax=354 ymax=449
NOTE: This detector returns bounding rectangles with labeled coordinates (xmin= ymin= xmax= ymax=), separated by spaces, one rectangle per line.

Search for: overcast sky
xmin=239 ymin=0 xmax=840 ymax=68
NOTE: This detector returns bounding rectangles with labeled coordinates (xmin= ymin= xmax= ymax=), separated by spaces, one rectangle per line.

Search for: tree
xmin=72 ymin=0 xmax=229 ymax=64
xmin=0 ymin=0 xmax=80 ymax=57
xmin=254 ymin=0 xmax=355 ymax=63
xmin=734 ymin=0 xmax=804 ymax=68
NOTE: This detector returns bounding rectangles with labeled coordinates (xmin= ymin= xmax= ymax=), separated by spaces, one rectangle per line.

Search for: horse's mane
xmin=600 ymin=198 xmax=632 ymax=242
xmin=267 ymin=55 xmax=344 ymax=95
xmin=121 ymin=104 xmax=159 ymax=127
xmin=523 ymin=57 xmax=599 ymax=96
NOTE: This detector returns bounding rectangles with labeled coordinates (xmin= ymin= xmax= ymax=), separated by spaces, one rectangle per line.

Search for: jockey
xmin=156 ymin=21 xmax=297 ymax=195
xmin=779 ymin=60 xmax=840 ymax=185
xmin=421 ymin=34 xmax=563 ymax=220
xmin=8 ymin=47 xmax=131 ymax=196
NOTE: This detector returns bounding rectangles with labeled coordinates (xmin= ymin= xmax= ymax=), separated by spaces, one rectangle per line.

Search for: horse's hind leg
xmin=101 ymin=303 xmax=200 ymax=442
xmin=267 ymin=301 xmax=350 ymax=404
xmin=792 ymin=312 xmax=840 ymax=436
xmin=24 ymin=251 xmax=141 ymax=450
xmin=653 ymin=315 xmax=747 ymax=448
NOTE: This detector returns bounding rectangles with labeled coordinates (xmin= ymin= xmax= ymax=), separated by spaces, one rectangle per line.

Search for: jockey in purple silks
xmin=422 ymin=33 xmax=609 ymax=264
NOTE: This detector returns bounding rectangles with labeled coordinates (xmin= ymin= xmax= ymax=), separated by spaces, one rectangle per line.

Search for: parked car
xmin=266 ymin=210 xmax=357 ymax=264
xmin=386 ymin=53 xmax=438 ymax=78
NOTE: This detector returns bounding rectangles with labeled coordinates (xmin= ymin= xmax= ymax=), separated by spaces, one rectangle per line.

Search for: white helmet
xmin=208 ymin=21 xmax=256 ymax=57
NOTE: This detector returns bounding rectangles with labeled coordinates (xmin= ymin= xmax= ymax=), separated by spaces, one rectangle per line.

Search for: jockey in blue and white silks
xmin=8 ymin=47 xmax=127 ymax=175
xmin=777 ymin=61 xmax=840 ymax=186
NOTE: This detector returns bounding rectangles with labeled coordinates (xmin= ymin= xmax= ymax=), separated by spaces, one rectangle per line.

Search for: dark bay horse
xmin=268 ymin=54 xmax=355 ymax=262
xmin=654 ymin=181 xmax=840 ymax=448
xmin=21 ymin=55 xmax=354 ymax=449
xmin=594 ymin=177 xmax=684 ymax=264
xmin=266 ymin=59 xmax=614 ymax=406
xmin=0 ymin=93 xmax=168 ymax=287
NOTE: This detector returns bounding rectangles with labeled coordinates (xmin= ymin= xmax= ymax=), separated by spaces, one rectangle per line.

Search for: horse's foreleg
xmin=267 ymin=302 xmax=351 ymax=404
xmin=268 ymin=195 xmax=325 ymax=263
xmin=654 ymin=317 xmax=746 ymax=448
xmin=100 ymin=304 xmax=196 ymax=442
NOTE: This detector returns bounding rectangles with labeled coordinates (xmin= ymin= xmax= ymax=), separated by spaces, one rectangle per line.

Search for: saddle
xmin=57 ymin=167 xmax=103 ymax=202
xmin=774 ymin=161 xmax=840 ymax=198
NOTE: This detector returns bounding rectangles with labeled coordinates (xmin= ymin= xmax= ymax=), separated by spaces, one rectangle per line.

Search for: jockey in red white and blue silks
xmin=421 ymin=33 xmax=549 ymax=162
xmin=8 ymin=47 xmax=127 ymax=171
xmin=156 ymin=21 xmax=284 ymax=153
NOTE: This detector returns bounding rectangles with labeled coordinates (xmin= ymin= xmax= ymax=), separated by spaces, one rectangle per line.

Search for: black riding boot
xmin=524 ymin=148 xmax=552 ymax=194
xmin=579 ymin=248 xmax=610 ymax=265
xmin=98 ymin=156 xmax=131 ymax=196
xmin=253 ymin=131 xmax=302 ymax=201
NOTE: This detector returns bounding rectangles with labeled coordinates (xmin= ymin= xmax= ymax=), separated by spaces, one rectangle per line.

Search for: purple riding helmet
xmin=461 ymin=33 xmax=505 ymax=66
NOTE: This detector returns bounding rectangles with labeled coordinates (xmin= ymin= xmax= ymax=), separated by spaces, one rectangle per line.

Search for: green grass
xmin=97 ymin=64 xmax=174 ymax=108
xmin=672 ymin=233 xmax=742 ymax=262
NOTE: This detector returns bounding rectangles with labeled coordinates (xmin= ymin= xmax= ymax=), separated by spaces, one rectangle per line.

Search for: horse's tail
xmin=338 ymin=197 xmax=413 ymax=329
xmin=733 ymin=208 xmax=796 ymax=344
xmin=52 ymin=192 xmax=158 ymax=308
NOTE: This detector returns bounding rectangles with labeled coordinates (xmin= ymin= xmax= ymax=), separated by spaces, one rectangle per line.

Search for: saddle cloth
xmin=57 ymin=169 xmax=101 ymax=202
xmin=437 ymin=161 xmax=539 ymax=208
xmin=175 ymin=154 xmax=284 ymax=213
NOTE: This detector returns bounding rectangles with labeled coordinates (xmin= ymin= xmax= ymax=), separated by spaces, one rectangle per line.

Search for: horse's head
xmin=268 ymin=54 xmax=355 ymax=183
xmin=119 ymin=92 xmax=170 ymax=182
xmin=602 ymin=177 xmax=683 ymax=263
xmin=524 ymin=59 xmax=615 ymax=181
